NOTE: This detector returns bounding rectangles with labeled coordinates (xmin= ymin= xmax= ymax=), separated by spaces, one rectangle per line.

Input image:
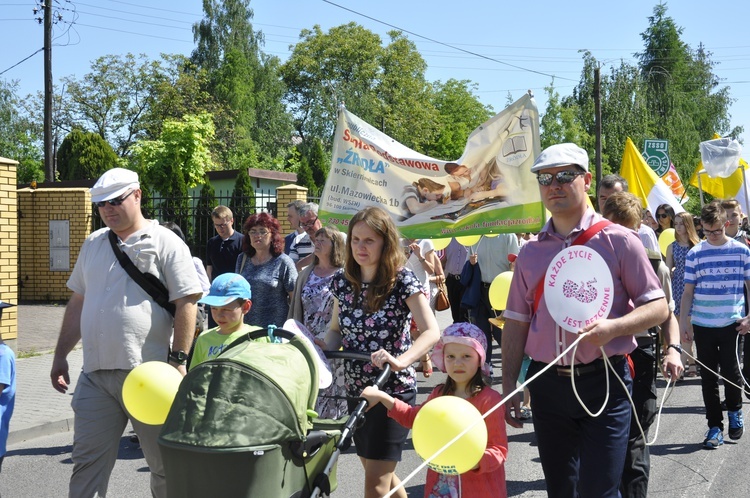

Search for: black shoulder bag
xmin=108 ymin=230 xmax=176 ymax=317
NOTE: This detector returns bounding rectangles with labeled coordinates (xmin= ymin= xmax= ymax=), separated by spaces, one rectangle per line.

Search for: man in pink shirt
xmin=501 ymin=143 xmax=670 ymax=498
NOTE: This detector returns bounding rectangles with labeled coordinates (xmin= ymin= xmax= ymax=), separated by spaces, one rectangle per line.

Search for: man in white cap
xmin=501 ymin=144 xmax=670 ymax=497
xmin=50 ymin=168 xmax=202 ymax=498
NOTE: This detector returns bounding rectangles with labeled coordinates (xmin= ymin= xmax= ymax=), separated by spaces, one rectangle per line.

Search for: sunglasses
xmin=536 ymin=170 xmax=585 ymax=186
xmin=657 ymin=213 xmax=669 ymax=219
xmin=94 ymin=190 xmax=135 ymax=208
xmin=300 ymin=216 xmax=319 ymax=229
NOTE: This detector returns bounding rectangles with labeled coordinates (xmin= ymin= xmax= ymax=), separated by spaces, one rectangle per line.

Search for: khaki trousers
xmin=69 ymin=370 xmax=166 ymax=498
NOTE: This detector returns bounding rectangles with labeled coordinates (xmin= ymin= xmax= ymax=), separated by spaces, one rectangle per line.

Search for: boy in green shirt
xmin=189 ymin=273 xmax=263 ymax=370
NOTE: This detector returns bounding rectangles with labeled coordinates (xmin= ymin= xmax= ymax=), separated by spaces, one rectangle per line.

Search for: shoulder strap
xmin=532 ymin=220 xmax=613 ymax=313
xmin=108 ymin=230 xmax=176 ymax=317
xmin=239 ymin=253 xmax=248 ymax=274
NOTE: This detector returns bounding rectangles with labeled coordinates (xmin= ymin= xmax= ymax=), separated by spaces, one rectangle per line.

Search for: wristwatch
xmin=667 ymin=344 xmax=682 ymax=354
xmin=168 ymin=350 xmax=188 ymax=365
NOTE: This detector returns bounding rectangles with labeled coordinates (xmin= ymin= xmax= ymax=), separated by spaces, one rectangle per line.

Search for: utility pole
xmin=44 ymin=1 xmax=53 ymax=182
xmin=594 ymin=66 xmax=602 ymax=197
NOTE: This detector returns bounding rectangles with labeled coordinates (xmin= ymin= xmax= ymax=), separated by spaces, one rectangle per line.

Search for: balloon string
xmin=383 ymin=335 xmax=586 ymax=498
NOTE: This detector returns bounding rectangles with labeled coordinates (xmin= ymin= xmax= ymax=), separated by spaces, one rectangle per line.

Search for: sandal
xmin=686 ymin=365 xmax=698 ymax=377
xmin=421 ymin=355 xmax=433 ymax=378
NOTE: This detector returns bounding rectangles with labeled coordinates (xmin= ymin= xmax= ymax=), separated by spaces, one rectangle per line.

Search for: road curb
xmin=8 ymin=418 xmax=75 ymax=446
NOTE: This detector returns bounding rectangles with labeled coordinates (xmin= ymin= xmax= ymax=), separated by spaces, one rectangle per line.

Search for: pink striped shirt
xmin=504 ymin=208 xmax=665 ymax=365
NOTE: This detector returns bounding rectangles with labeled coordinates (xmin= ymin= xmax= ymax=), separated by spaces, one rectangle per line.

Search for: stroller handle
xmin=323 ymin=350 xmax=392 ymax=389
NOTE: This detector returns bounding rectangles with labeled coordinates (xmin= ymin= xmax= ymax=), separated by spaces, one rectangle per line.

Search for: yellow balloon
xmin=429 ymin=238 xmax=452 ymax=251
xmin=122 ymin=361 xmax=183 ymax=425
xmin=455 ymin=235 xmax=481 ymax=247
xmin=412 ymin=396 xmax=488 ymax=475
xmin=658 ymin=228 xmax=676 ymax=257
xmin=489 ymin=271 xmax=514 ymax=310
xmin=483 ymin=233 xmax=499 ymax=238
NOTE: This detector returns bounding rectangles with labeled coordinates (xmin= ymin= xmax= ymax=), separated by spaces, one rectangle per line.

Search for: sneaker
xmin=729 ymin=410 xmax=745 ymax=440
xmin=704 ymin=427 xmax=724 ymax=449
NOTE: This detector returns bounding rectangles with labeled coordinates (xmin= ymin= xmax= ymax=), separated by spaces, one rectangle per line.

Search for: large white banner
xmin=320 ymin=94 xmax=545 ymax=238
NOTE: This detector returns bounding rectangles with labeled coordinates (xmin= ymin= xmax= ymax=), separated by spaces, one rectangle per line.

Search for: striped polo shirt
xmin=684 ymin=238 xmax=750 ymax=328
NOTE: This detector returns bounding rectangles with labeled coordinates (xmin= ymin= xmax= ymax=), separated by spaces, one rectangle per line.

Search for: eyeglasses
xmin=657 ymin=213 xmax=669 ymax=219
xmin=536 ymin=170 xmax=585 ymax=186
xmin=703 ymin=227 xmax=725 ymax=236
xmin=300 ymin=216 xmax=319 ymax=229
xmin=248 ymin=230 xmax=270 ymax=237
xmin=214 ymin=221 xmax=230 ymax=229
xmin=94 ymin=190 xmax=135 ymax=208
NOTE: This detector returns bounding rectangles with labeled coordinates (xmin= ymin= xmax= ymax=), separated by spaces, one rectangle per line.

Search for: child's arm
xmin=468 ymin=389 xmax=508 ymax=474
xmin=361 ymin=386 xmax=395 ymax=410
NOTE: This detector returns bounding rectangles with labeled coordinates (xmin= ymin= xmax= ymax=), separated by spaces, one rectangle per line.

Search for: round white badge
xmin=543 ymin=245 xmax=614 ymax=332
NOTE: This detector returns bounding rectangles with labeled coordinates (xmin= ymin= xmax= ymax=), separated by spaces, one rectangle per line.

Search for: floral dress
xmin=671 ymin=242 xmax=690 ymax=316
xmin=301 ymin=271 xmax=347 ymax=419
xmin=331 ymin=267 xmax=424 ymax=396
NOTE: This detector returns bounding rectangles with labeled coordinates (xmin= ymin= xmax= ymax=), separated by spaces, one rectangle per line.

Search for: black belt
xmin=635 ymin=336 xmax=655 ymax=348
xmin=544 ymin=355 xmax=624 ymax=377
xmin=447 ymin=273 xmax=461 ymax=280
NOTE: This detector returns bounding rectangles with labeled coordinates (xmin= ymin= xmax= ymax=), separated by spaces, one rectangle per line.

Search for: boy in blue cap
xmin=188 ymin=273 xmax=265 ymax=370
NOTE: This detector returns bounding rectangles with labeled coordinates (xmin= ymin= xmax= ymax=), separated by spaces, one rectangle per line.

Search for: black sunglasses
xmin=536 ymin=170 xmax=585 ymax=186
xmin=657 ymin=213 xmax=669 ymax=219
xmin=94 ymin=190 xmax=135 ymax=208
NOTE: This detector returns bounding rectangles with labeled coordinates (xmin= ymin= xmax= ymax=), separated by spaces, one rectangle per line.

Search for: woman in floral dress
xmin=322 ymin=206 xmax=440 ymax=498
xmin=288 ymin=226 xmax=347 ymax=419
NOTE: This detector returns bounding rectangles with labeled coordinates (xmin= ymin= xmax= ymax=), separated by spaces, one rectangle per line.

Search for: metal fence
xmin=92 ymin=190 xmax=321 ymax=263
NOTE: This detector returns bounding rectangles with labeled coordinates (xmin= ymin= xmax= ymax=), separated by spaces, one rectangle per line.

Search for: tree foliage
xmin=543 ymin=3 xmax=739 ymax=208
xmin=131 ymin=112 xmax=216 ymax=196
xmin=425 ymin=79 xmax=493 ymax=160
xmin=59 ymin=54 xmax=167 ymax=156
xmin=192 ymin=0 xmax=292 ymax=170
xmin=0 ymin=79 xmax=44 ymax=183
xmin=282 ymin=23 xmax=446 ymax=154
xmin=57 ymin=128 xmax=120 ymax=180
xmin=230 ymin=167 xmax=256 ymax=225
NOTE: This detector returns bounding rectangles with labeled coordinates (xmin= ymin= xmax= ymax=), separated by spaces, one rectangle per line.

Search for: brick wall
xmin=18 ymin=188 xmax=91 ymax=302
xmin=276 ymin=184 xmax=308 ymax=233
xmin=0 ymin=158 xmax=18 ymax=345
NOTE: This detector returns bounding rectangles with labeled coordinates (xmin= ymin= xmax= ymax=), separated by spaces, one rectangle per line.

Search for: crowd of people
xmin=41 ymin=140 xmax=750 ymax=497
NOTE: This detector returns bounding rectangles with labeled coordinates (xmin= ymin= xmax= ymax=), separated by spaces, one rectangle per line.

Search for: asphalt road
xmin=5 ymin=307 xmax=750 ymax=497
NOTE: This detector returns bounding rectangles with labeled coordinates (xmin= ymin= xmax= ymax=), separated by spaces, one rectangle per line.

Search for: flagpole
xmin=697 ymin=170 xmax=705 ymax=207
xmin=742 ymin=164 xmax=750 ymax=215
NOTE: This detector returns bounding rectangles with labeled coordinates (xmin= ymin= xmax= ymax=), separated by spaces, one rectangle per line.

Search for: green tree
xmin=423 ymin=79 xmax=493 ymax=160
xmin=230 ymin=167 xmax=256 ymax=225
xmin=375 ymin=31 xmax=438 ymax=150
xmin=296 ymin=157 xmax=316 ymax=193
xmin=195 ymin=178 xmax=217 ymax=260
xmin=636 ymin=4 xmax=739 ymax=181
xmin=192 ymin=0 xmax=293 ymax=170
xmin=57 ymin=128 xmax=121 ymax=180
xmin=282 ymin=23 xmax=383 ymax=145
xmin=0 ymin=79 xmax=44 ymax=183
xmin=299 ymin=138 xmax=329 ymax=192
xmin=59 ymin=53 xmax=167 ymax=156
xmin=131 ymin=113 xmax=216 ymax=235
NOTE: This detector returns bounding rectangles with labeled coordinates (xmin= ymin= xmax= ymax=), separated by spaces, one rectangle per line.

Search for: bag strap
xmin=239 ymin=253 xmax=248 ymax=274
xmin=532 ymin=220 xmax=612 ymax=313
xmin=108 ymin=230 xmax=176 ymax=317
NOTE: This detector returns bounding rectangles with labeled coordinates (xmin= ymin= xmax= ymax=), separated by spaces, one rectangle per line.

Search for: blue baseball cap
xmin=198 ymin=273 xmax=252 ymax=306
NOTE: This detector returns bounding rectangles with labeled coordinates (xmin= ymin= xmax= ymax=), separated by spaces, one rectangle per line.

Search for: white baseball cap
xmin=530 ymin=143 xmax=589 ymax=173
xmin=90 ymin=168 xmax=140 ymax=203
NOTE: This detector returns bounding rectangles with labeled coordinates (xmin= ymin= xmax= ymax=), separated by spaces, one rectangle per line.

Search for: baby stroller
xmin=158 ymin=326 xmax=390 ymax=498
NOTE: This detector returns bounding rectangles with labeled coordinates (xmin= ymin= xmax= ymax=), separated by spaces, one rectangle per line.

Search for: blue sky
xmin=2 ymin=0 xmax=749 ymax=157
